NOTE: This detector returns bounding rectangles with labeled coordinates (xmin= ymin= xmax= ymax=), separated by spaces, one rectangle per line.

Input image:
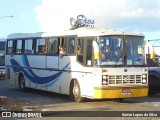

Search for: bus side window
xmin=86 ymin=40 xmax=93 ymax=66
xmin=68 ymin=38 xmax=75 ymax=54
xmin=77 ymin=39 xmax=84 ymax=64
xmin=7 ymin=40 xmax=13 ymax=54
xmin=59 ymin=37 xmax=66 ymax=56
xmin=48 ymin=38 xmax=58 ymax=54
xmin=16 ymin=40 xmax=22 ymax=54
xmin=59 ymin=46 xmax=65 ymax=55
xmin=24 ymin=39 xmax=33 ymax=54
xmin=77 ymin=46 xmax=81 ymax=54
xmin=36 ymin=38 xmax=45 ymax=54
xmin=38 ymin=45 xmax=45 ymax=53
xmin=7 ymin=48 xmax=13 ymax=54
xmin=59 ymin=37 xmax=75 ymax=56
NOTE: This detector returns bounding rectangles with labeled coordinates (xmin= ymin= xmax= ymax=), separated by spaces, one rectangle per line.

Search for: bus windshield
xmin=97 ymin=35 xmax=146 ymax=66
xmin=125 ymin=36 xmax=145 ymax=66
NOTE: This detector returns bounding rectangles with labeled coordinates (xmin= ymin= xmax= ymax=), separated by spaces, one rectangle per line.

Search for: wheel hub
xmin=73 ymin=84 xmax=79 ymax=97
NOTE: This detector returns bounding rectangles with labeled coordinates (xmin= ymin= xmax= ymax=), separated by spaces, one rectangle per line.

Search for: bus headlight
xmin=142 ymin=79 xmax=147 ymax=84
xmin=102 ymin=75 xmax=107 ymax=79
xmin=142 ymin=74 xmax=147 ymax=79
xmin=102 ymin=75 xmax=108 ymax=85
xmin=102 ymin=80 xmax=107 ymax=85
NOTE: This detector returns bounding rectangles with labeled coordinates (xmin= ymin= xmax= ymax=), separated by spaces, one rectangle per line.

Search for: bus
xmin=0 ymin=39 xmax=6 ymax=79
xmin=5 ymin=27 xmax=148 ymax=102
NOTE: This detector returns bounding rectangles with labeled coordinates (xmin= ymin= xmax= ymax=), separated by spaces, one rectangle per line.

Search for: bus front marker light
xmin=102 ymin=75 xmax=107 ymax=79
xmin=142 ymin=74 xmax=146 ymax=79
xmin=142 ymin=79 xmax=147 ymax=84
xmin=102 ymin=76 xmax=108 ymax=85
xmin=102 ymin=80 xmax=108 ymax=85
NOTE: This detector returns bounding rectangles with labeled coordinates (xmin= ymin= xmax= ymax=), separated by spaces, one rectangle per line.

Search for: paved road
xmin=0 ymin=79 xmax=71 ymax=110
xmin=0 ymin=79 xmax=160 ymax=111
xmin=1 ymin=79 xmax=160 ymax=119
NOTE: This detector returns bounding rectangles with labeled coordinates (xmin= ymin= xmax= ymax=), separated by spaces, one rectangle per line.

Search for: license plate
xmin=122 ymin=89 xmax=131 ymax=95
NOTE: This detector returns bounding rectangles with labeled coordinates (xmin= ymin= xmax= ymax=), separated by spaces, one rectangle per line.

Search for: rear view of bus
xmin=0 ymin=39 xmax=6 ymax=79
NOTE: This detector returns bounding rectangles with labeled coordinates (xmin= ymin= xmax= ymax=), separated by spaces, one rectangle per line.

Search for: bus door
xmin=76 ymin=38 xmax=94 ymax=96
xmin=58 ymin=37 xmax=76 ymax=93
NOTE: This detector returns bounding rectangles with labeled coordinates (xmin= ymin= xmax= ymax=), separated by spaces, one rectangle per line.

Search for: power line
xmin=0 ymin=15 xmax=13 ymax=20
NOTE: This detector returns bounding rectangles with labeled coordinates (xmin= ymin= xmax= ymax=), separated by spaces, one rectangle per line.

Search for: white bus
xmin=0 ymin=39 xmax=6 ymax=79
xmin=5 ymin=27 xmax=148 ymax=102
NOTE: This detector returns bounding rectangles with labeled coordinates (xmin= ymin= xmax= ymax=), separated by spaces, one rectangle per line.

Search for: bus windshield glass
xmin=125 ymin=35 xmax=145 ymax=66
xmin=98 ymin=35 xmax=145 ymax=66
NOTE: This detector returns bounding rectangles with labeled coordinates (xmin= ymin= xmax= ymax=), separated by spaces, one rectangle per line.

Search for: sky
xmin=0 ymin=0 xmax=41 ymax=38
xmin=0 ymin=0 xmax=160 ymax=42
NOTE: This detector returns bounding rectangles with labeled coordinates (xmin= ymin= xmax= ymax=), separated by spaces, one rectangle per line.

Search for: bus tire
xmin=70 ymin=80 xmax=84 ymax=103
xmin=18 ymin=74 xmax=26 ymax=91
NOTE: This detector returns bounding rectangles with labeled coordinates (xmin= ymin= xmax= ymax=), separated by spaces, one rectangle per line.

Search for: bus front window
xmin=96 ymin=35 xmax=146 ymax=66
xmin=98 ymin=36 xmax=123 ymax=65
xmin=125 ymin=36 xmax=146 ymax=66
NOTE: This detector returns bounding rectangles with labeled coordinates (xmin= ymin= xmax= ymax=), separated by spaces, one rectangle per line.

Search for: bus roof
xmin=7 ymin=27 xmax=144 ymax=39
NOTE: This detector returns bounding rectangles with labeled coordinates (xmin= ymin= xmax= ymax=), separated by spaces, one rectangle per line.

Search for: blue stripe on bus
xmin=10 ymin=57 xmax=70 ymax=85
xmin=39 ymin=74 xmax=61 ymax=88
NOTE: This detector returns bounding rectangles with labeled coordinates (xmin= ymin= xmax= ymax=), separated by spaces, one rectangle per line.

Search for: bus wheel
xmin=70 ymin=80 xmax=84 ymax=103
xmin=18 ymin=74 xmax=26 ymax=91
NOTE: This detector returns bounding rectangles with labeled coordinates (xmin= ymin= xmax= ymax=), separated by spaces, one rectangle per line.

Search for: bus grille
xmin=108 ymin=75 xmax=142 ymax=85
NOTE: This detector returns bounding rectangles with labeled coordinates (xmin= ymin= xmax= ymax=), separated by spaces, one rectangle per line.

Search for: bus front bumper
xmin=94 ymin=86 xmax=148 ymax=99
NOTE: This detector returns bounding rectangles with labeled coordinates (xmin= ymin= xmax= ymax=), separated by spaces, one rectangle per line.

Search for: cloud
xmin=34 ymin=0 xmax=160 ymax=33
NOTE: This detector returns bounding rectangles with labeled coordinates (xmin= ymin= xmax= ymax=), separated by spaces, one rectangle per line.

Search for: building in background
xmin=146 ymin=39 xmax=160 ymax=67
